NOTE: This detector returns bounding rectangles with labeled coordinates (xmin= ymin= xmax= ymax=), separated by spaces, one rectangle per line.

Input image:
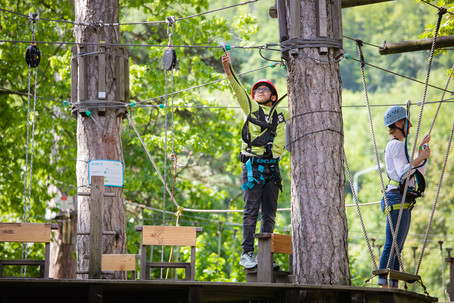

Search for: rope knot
xmin=354 ymin=39 xmax=363 ymax=47
xmin=28 ymin=12 xmax=39 ymax=23
xmin=438 ymin=7 xmax=447 ymax=16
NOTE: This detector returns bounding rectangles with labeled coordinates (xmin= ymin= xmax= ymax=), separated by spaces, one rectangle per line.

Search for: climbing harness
xmin=240 ymin=156 xmax=282 ymax=192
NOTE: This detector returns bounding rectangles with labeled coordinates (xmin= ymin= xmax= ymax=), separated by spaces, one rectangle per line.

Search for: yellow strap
xmin=384 ymin=202 xmax=413 ymax=215
xmin=389 ymin=180 xmax=399 ymax=187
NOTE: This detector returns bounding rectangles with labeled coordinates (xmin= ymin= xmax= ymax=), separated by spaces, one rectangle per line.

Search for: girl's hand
xmin=221 ymin=54 xmax=232 ymax=76
xmin=419 ymin=134 xmax=431 ymax=149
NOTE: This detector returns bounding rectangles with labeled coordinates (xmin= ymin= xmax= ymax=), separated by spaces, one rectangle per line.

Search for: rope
xmin=22 ymin=18 xmax=40 ymax=277
xmin=127 ymin=113 xmax=181 ymax=209
xmin=414 ymin=117 xmax=454 ymax=274
xmin=1 ymin=1 xmax=260 ymax=27
xmin=400 ymin=8 xmax=447 ymax=274
xmin=136 ymin=63 xmax=278 ymax=105
xmin=344 ymin=152 xmax=378 ymax=270
xmin=347 ymin=57 xmax=451 ymax=94
xmin=354 ymin=39 xmax=406 ymax=272
xmin=428 ymin=63 xmax=454 ymax=136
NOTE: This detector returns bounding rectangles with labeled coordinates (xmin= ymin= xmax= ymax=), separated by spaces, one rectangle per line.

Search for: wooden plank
xmin=78 ymin=45 xmax=86 ymax=101
xmin=89 ymin=175 xmax=104 ymax=279
xmin=316 ymin=0 xmax=328 ymax=54
xmin=271 ymin=234 xmax=292 ymax=255
xmin=78 ymin=191 xmax=116 ymax=197
xmin=116 ymin=47 xmax=125 ymax=101
xmin=71 ymin=45 xmax=77 ymax=105
xmin=0 ymin=223 xmax=51 ymax=243
xmin=288 ymin=0 xmax=301 ymax=39
xmin=372 ymin=269 xmax=421 ymax=283
xmin=341 ymin=0 xmax=393 ymax=8
xmin=98 ymin=46 xmax=106 ymax=100
xmin=142 ymin=226 xmax=196 ymax=246
xmin=124 ymin=48 xmax=130 ymax=103
xmin=146 ymin=262 xmax=190 ymax=269
xmin=102 ymin=254 xmax=136 ymax=271
xmin=276 ymin=0 xmax=288 ymax=43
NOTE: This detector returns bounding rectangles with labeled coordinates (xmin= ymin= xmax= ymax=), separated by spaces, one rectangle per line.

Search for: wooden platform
xmin=0 ymin=278 xmax=439 ymax=303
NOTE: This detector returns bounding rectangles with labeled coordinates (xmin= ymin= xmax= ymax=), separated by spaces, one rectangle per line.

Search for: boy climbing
xmin=221 ymin=53 xmax=289 ymax=269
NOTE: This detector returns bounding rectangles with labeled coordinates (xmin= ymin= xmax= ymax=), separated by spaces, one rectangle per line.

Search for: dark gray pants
xmin=241 ymin=163 xmax=280 ymax=253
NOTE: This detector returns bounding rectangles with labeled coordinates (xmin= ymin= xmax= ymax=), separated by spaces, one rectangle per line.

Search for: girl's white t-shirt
xmin=385 ymin=139 xmax=426 ymax=191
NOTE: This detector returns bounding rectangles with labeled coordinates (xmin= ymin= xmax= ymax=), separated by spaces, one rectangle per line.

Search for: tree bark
xmin=287 ymin=0 xmax=350 ymax=288
xmin=73 ymin=0 xmax=126 ymax=279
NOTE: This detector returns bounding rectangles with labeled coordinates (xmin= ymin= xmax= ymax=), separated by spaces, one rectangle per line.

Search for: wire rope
xmin=344 ymin=151 xmax=378 ymax=270
xmin=354 ymin=39 xmax=406 ymax=273
xmin=428 ymin=63 xmax=454 ymax=136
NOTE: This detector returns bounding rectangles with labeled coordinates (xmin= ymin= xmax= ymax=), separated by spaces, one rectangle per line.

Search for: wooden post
xmin=256 ymin=234 xmax=273 ymax=283
xmin=446 ymin=248 xmax=454 ymax=302
xmin=89 ymin=175 xmax=104 ymax=279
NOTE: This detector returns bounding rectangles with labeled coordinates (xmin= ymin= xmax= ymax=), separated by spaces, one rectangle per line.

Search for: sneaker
xmin=240 ymin=251 xmax=257 ymax=269
xmin=273 ymin=262 xmax=280 ymax=271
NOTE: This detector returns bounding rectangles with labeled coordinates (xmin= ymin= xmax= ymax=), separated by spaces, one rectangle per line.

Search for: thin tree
xmin=73 ymin=0 xmax=127 ymax=279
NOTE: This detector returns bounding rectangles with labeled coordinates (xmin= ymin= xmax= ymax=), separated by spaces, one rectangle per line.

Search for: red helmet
xmin=251 ymin=79 xmax=278 ymax=100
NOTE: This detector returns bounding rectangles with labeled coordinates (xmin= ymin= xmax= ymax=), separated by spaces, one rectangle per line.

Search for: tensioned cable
xmin=1 ymin=1 xmax=259 ymax=27
xmin=0 ymin=39 xmax=264 ymax=50
xmin=3 ymin=86 xmax=454 ymax=110
xmin=401 ymin=8 xmax=447 ymax=276
xmin=347 ymin=57 xmax=451 ymax=94
xmin=343 ymin=36 xmax=382 ymax=49
xmin=135 ymin=63 xmax=280 ymax=104
xmin=355 ymin=39 xmax=406 ymax=272
xmin=1 ymin=37 xmax=452 ymax=94
xmin=414 ymin=120 xmax=454 ymax=274
xmin=428 ymin=63 xmax=454 ymax=136
xmin=420 ymin=0 xmax=454 ymax=16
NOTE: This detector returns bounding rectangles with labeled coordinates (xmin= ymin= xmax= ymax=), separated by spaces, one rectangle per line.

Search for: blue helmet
xmin=384 ymin=106 xmax=407 ymax=127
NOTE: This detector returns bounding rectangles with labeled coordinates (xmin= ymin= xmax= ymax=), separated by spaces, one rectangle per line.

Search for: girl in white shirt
xmin=377 ymin=106 xmax=431 ymax=288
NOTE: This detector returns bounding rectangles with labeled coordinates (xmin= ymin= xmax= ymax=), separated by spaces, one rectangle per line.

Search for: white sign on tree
xmin=88 ymin=160 xmax=124 ymax=187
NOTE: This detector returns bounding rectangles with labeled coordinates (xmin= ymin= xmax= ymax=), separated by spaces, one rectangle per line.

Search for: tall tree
xmin=73 ymin=0 xmax=126 ymax=278
xmin=285 ymin=0 xmax=351 ymax=291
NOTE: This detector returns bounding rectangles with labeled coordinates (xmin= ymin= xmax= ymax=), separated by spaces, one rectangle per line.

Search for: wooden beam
xmin=0 ymin=223 xmax=51 ymax=243
xmin=379 ymin=35 xmax=454 ymax=55
xmin=269 ymin=0 xmax=394 ymax=16
xmin=341 ymin=0 xmax=393 ymax=8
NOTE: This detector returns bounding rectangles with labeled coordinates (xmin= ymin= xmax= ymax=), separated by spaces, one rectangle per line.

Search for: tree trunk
xmin=286 ymin=0 xmax=351 ymax=288
xmin=73 ymin=0 xmax=126 ymax=279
